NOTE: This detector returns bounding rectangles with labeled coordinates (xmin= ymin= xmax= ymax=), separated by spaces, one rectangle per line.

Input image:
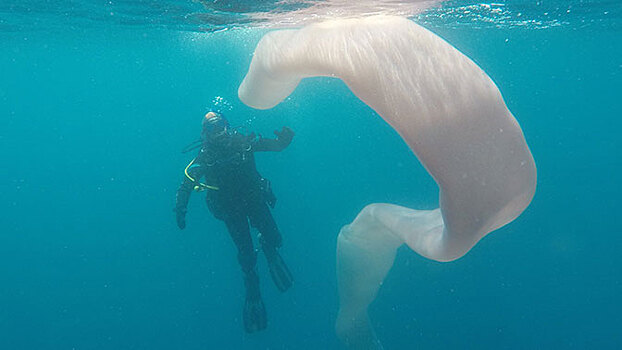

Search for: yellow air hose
xmin=184 ymin=158 xmax=219 ymax=191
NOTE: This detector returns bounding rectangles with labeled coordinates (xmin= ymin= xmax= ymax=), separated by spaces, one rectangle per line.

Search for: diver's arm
xmin=252 ymin=127 xmax=295 ymax=152
xmin=175 ymin=178 xmax=193 ymax=210
xmin=174 ymin=178 xmax=193 ymax=230
xmin=174 ymin=163 xmax=204 ymax=229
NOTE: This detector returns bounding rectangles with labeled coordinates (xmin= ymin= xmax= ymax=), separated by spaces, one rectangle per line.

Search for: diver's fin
xmin=243 ymin=270 xmax=267 ymax=333
xmin=243 ymin=297 xmax=267 ymax=333
xmin=264 ymin=248 xmax=294 ymax=292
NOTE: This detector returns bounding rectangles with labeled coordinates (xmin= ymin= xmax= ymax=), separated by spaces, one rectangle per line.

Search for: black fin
xmin=264 ymin=248 xmax=294 ymax=292
xmin=243 ymin=271 xmax=267 ymax=333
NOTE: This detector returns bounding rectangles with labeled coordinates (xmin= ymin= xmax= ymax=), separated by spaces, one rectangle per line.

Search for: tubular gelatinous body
xmin=238 ymin=16 xmax=536 ymax=349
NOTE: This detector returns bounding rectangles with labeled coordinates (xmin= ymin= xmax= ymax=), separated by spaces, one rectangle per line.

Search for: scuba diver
xmin=174 ymin=111 xmax=295 ymax=333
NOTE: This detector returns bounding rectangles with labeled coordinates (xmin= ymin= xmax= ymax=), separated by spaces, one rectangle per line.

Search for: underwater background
xmin=1 ymin=1 xmax=621 ymax=349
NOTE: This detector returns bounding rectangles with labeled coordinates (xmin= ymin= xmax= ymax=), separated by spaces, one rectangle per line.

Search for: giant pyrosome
xmin=238 ymin=15 xmax=536 ymax=349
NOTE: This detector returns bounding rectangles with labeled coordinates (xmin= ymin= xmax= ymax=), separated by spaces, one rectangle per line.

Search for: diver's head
xmin=201 ymin=111 xmax=229 ymax=143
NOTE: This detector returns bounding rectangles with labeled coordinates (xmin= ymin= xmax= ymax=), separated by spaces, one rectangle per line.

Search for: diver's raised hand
xmin=274 ymin=126 xmax=294 ymax=145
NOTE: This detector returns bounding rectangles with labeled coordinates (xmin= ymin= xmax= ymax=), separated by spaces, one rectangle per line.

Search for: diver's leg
xmin=249 ymin=201 xmax=282 ymax=248
xmin=223 ymin=214 xmax=257 ymax=274
xmin=249 ymin=202 xmax=293 ymax=292
xmin=223 ymin=214 xmax=267 ymax=332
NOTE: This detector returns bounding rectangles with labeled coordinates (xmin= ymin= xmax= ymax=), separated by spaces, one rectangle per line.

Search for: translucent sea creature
xmin=238 ymin=15 xmax=536 ymax=349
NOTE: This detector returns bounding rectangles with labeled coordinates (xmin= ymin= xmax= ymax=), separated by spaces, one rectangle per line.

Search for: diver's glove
xmin=174 ymin=207 xmax=186 ymax=230
xmin=274 ymin=126 xmax=294 ymax=147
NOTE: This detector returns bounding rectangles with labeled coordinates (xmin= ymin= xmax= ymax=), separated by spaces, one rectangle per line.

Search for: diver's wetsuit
xmin=175 ymin=131 xmax=292 ymax=274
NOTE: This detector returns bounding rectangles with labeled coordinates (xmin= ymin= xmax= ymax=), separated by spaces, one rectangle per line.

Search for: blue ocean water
xmin=1 ymin=1 xmax=621 ymax=349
